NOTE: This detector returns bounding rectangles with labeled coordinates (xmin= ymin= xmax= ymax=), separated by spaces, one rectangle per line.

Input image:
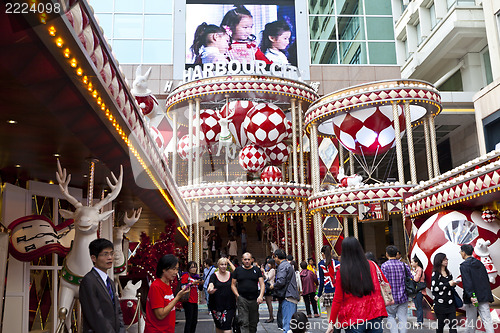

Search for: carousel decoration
xmin=166 ymin=74 xmax=318 ymax=263
xmin=131 ymin=66 xmax=160 ymax=122
xmin=113 ymin=208 xmax=142 ymax=276
xmin=119 ymin=280 xmax=145 ymax=333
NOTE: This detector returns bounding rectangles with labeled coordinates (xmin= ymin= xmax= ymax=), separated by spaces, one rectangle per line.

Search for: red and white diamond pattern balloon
xmin=244 ymin=103 xmax=287 ymax=147
xmin=149 ymin=126 xmax=165 ymax=149
xmin=265 ymin=142 xmax=290 ymax=166
xmin=239 ymin=144 xmax=266 ymax=172
xmin=261 ymin=166 xmax=282 ymax=182
xmin=482 ymin=209 xmax=497 ymax=223
xmin=285 ymin=119 xmax=293 ymax=140
xmin=192 ymin=109 xmax=220 ymax=144
xmin=177 ymin=134 xmax=205 ymax=160
xmin=332 ymin=105 xmax=406 ymax=155
xmin=220 ymin=100 xmax=257 ymax=148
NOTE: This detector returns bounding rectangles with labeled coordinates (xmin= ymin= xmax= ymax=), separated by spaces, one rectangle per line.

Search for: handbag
xmin=375 ymin=263 xmax=394 ymax=306
xmin=403 ymin=263 xmax=417 ymax=297
xmin=452 ymin=288 xmax=463 ymax=308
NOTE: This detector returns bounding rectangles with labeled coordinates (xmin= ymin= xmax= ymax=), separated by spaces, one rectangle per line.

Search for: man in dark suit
xmin=79 ymin=238 xmax=125 ymax=333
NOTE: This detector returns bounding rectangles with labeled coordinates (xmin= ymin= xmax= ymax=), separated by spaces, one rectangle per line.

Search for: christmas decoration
xmin=239 ymin=144 xmax=266 ymax=172
xmin=243 ymin=103 xmax=287 ymax=147
xmin=261 ymin=166 xmax=282 ymax=182
xmin=265 ymin=142 xmax=290 ymax=166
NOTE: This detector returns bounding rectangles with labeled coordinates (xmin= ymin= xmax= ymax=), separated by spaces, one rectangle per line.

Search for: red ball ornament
xmin=220 ymin=100 xmax=257 ymax=148
xmin=332 ymin=105 xmax=406 ymax=155
xmin=239 ymin=144 xmax=266 ymax=172
xmin=193 ymin=109 xmax=220 ymax=144
xmin=261 ymin=166 xmax=282 ymax=182
xmin=285 ymin=118 xmax=292 ymax=139
xmin=265 ymin=142 xmax=290 ymax=165
xmin=177 ymin=134 xmax=205 ymax=160
xmin=149 ymin=126 xmax=165 ymax=149
xmin=243 ymin=103 xmax=287 ymax=147
xmin=482 ymin=209 xmax=497 ymax=223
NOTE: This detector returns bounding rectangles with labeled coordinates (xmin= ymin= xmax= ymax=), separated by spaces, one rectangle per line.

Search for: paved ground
xmin=174 ymin=301 xmax=466 ymax=333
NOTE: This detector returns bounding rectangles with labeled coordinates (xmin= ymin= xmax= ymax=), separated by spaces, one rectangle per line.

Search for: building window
xmin=88 ymin=0 xmax=174 ymax=64
xmin=416 ymin=21 xmax=421 ymax=45
xmin=429 ymin=3 xmax=437 ymax=29
xmin=481 ymin=47 xmax=493 ymax=85
xmin=309 ymin=0 xmax=396 ymax=65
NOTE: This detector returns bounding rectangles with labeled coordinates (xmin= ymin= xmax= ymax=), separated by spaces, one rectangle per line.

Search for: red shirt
xmin=330 ymin=260 xmax=388 ymax=327
xmin=145 ymin=279 xmax=175 ymax=333
xmin=181 ymin=273 xmax=199 ymax=303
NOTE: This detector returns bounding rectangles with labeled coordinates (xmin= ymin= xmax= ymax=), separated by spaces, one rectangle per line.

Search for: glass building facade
xmin=89 ymin=0 xmax=397 ymax=65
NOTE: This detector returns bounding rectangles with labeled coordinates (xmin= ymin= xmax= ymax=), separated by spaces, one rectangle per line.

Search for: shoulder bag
xmin=375 ymin=263 xmax=394 ymax=306
xmin=404 ymin=263 xmax=418 ymax=297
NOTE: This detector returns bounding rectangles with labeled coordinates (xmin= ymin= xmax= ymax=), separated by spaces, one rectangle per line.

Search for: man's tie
xmin=106 ymin=278 xmax=115 ymax=304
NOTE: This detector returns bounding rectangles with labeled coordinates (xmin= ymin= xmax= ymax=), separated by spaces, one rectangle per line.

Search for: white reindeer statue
xmin=337 ymin=167 xmax=363 ymax=187
xmin=120 ymin=280 xmax=145 ymax=333
xmin=56 ymin=160 xmax=123 ymax=332
xmin=114 ymin=207 xmax=142 ymax=277
xmin=215 ymin=108 xmax=237 ymax=163
xmin=131 ymin=66 xmax=160 ymax=124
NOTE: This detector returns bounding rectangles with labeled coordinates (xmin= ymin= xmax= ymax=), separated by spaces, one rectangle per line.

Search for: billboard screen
xmin=185 ymin=3 xmax=297 ymax=67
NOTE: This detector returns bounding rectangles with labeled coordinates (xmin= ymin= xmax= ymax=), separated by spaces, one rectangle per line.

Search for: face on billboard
xmin=185 ymin=4 xmax=296 ymax=67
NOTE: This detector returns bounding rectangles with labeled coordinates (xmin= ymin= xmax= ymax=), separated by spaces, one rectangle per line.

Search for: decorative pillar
xmin=87 ymin=159 xmax=96 ymax=206
xmin=301 ymin=202 xmax=309 ymax=260
xmin=290 ymin=210 xmax=296 ymax=259
xmin=423 ymin=117 xmax=434 ymax=179
xmin=404 ymin=102 xmax=417 ymax=184
xmin=339 ymin=143 xmax=344 ymax=173
xmin=344 ymin=217 xmax=349 ymax=238
xmin=392 ymin=103 xmax=405 ymax=184
xmin=194 ymin=98 xmax=202 ymax=264
xmin=284 ymin=212 xmax=289 ymax=254
xmin=310 ymin=123 xmax=323 ymax=264
xmin=194 ymin=200 xmax=200 ymax=265
xmin=195 ymin=98 xmax=202 ymax=183
xmin=172 ymin=111 xmax=178 ymax=179
xmin=349 ymin=151 xmax=355 ymax=175
xmin=353 ymin=216 xmax=358 ymax=239
xmin=188 ymin=100 xmax=194 ymax=186
xmin=188 ymin=202 xmax=193 ymax=261
xmin=429 ymin=115 xmax=440 ymax=177
xmin=295 ymin=202 xmax=302 ymax=262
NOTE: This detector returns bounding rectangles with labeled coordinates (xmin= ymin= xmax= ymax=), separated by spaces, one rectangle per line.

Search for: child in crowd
xmin=190 ymin=23 xmax=229 ymax=64
xmin=260 ymin=20 xmax=292 ymax=66
xmin=221 ymin=5 xmax=271 ymax=63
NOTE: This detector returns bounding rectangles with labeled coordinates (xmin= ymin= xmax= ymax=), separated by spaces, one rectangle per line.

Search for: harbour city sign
xmin=183 ymin=60 xmax=303 ymax=83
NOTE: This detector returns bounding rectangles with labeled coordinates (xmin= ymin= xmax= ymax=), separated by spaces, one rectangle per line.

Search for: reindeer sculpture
xmin=131 ymin=66 xmax=160 ymax=123
xmin=215 ymin=108 xmax=237 ymax=163
xmin=56 ymin=160 xmax=123 ymax=332
xmin=120 ymin=280 xmax=145 ymax=333
xmin=114 ymin=208 xmax=142 ymax=277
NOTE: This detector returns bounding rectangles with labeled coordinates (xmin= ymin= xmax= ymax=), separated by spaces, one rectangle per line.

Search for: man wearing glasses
xmin=80 ymin=238 xmax=125 ymax=333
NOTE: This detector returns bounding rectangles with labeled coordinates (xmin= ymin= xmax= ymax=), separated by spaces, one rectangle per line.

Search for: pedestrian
xmin=290 ymin=311 xmax=308 ymax=333
xmin=241 ymin=228 xmax=248 ymax=253
xmin=432 ymin=253 xmax=458 ymax=333
xmin=144 ymin=254 xmax=189 ymax=333
xmin=203 ymin=258 xmax=216 ymax=308
xmin=228 ymin=235 xmax=238 ymax=258
xmin=306 ymin=257 xmax=317 ymax=275
xmin=263 ymin=258 xmax=276 ymax=323
xmin=300 ymin=261 xmax=319 ymax=318
xmin=291 ymin=260 xmax=302 ymax=296
xmin=459 ymin=244 xmax=494 ymax=333
xmin=365 ymin=252 xmax=379 ymax=266
xmin=272 ymin=249 xmax=300 ymax=333
xmin=210 ymin=235 xmax=218 ymax=262
xmin=231 ymin=252 xmax=265 ymax=333
xmin=181 ymin=261 xmax=202 ymax=333
xmin=326 ymin=237 xmax=388 ymax=333
xmin=208 ymin=257 xmax=237 ymax=333
xmin=381 ymin=245 xmax=412 ymax=333
xmin=79 ymin=238 xmax=125 ymax=333
xmin=317 ymin=245 xmax=340 ymax=320
xmin=410 ymin=256 xmax=425 ymax=328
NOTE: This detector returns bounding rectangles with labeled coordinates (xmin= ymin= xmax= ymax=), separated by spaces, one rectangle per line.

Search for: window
xmin=429 ymin=3 xmax=437 ymax=29
xmin=88 ymin=0 xmax=174 ymax=64
xmin=416 ymin=21 xmax=421 ymax=45
xmin=481 ymin=47 xmax=493 ymax=85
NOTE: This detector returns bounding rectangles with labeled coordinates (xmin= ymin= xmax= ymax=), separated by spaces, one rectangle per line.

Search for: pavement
xmin=173 ymin=301 xmax=466 ymax=333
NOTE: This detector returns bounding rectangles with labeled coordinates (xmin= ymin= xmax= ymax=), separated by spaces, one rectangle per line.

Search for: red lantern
xmin=261 ymin=166 xmax=282 ymax=182
xmin=239 ymin=144 xmax=266 ymax=172
xmin=243 ymin=103 xmax=287 ymax=148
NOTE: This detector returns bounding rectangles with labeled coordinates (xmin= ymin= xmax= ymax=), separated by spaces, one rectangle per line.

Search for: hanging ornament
xmin=239 ymin=144 xmax=266 ymax=172
xmin=243 ymin=103 xmax=287 ymax=147
xmin=482 ymin=209 xmax=497 ymax=223
xmin=261 ymin=166 xmax=282 ymax=182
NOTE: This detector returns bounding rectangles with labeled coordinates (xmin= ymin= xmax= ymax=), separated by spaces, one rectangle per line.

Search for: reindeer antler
xmin=124 ymin=207 xmax=142 ymax=227
xmin=94 ymin=165 xmax=124 ymax=210
xmin=56 ymin=160 xmax=83 ymax=208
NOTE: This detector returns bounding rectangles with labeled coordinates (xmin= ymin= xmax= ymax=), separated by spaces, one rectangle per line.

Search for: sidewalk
xmin=174 ymin=301 xmax=464 ymax=333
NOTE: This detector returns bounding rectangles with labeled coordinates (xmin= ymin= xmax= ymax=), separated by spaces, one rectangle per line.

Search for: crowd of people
xmin=78 ymin=236 xmax=496 ymax=333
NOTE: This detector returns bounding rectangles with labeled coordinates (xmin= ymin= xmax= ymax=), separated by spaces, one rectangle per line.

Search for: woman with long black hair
xmin=411 ymin=256 xmax=425 ymax=328
xmin=326 ymin=237 xmax=388 ymax=333
xmin=432 ymin=253 xmax=458 ymax=333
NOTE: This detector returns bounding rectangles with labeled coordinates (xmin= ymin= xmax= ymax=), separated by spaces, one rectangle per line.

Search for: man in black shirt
xmin=231 ymin=252 xmax=265 ymax=333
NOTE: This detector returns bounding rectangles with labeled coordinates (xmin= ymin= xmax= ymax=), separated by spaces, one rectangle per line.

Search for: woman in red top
xmin=145 ymin=255 xmax=189 ymax=333
xmin=181 ymin=261 xmax=202 ymax=333
xmin=327 ymin=237 xmax=388 ymax=333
